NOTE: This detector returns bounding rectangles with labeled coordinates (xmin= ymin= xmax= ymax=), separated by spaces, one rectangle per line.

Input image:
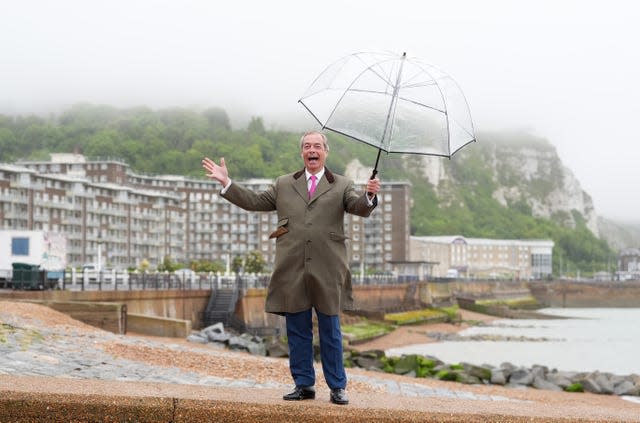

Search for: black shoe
xmin=330 ymin=388 xmax=349 ymax=405
xmin=283 ymin=386 xmax=316 ymax=401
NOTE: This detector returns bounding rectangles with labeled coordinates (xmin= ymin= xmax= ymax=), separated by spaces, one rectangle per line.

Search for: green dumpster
xmin=11 ymin=262 xmax=45 ymax=290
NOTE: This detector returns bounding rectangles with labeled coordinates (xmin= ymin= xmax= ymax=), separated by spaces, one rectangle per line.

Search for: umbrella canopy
xmin=299 ymin=51 xmax=476 ymax=176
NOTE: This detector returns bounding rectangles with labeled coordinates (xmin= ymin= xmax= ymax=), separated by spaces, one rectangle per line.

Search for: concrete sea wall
xmin=2 ymin=280 xmax=640 ymax=336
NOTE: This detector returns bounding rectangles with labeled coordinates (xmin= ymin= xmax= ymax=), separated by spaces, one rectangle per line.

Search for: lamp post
xmin=97 ymin=235 xmax=103 ymax=272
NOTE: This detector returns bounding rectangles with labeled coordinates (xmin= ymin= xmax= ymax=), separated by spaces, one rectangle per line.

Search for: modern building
xmin=410 ymin=235 xmax=554 ymax=280
xmin=1 ymin=154 xmax=412 ymax=272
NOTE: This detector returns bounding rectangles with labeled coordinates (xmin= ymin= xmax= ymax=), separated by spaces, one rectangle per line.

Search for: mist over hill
xmin=0 ymin=104 xmax=631 ymax=274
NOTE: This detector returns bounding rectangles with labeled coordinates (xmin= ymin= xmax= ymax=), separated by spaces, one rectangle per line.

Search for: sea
xmin=386 ymin=308 xmax=640 ymax=376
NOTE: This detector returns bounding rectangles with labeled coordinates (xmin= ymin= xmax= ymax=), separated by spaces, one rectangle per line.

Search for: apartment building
xmin=2 ymin=154 xmax=412 ymax=272
xmin=410 ymin=235 xmax=554 ymax=280
xmin=0 ymin=161 xmax=184 ymax=269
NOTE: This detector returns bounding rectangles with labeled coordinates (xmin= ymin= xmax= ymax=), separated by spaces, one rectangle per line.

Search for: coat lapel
xmin=292 ymin=169 xmax=308 ymax=200
xmin=293 ymin=168 xmax=336 ymax=203
xmin=309 ymin=168 xmax=335 ymax=203
xmin=310 ymin=178 xmax=331 ymax=203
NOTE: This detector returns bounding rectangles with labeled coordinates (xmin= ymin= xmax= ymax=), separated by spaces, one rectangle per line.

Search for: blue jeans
xmin=285 ymin=308 xmax=346 ymax=389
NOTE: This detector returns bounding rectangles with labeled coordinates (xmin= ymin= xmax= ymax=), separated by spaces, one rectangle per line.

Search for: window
xmin=11 ymin=237 xmax=29 ymax=256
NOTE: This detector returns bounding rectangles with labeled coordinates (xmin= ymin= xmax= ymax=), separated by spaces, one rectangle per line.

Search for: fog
xmin=2 ymin=0 xmax=639 ymax=222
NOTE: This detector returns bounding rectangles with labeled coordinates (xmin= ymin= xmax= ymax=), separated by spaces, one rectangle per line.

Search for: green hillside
xmin=0 ymin=104 xmax=616 ymax=277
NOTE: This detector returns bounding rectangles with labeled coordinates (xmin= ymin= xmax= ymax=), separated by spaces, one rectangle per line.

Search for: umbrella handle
xmin=368 ymin=149 xmax=381 ymax=195
xmin=370 ymin=148 xmax=382 ymax=180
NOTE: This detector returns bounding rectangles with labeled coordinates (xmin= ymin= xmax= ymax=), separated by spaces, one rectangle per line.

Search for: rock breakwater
xmin=188 ymin=322 xmax=640 ymax=399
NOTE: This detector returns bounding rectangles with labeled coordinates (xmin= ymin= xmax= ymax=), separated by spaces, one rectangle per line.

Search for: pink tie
xmin=309 ymin=175 xmax=317 ymax=199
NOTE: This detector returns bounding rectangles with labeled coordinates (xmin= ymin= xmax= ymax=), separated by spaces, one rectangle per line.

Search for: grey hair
xmin=300 ymin=131 xmax=329 ymax=151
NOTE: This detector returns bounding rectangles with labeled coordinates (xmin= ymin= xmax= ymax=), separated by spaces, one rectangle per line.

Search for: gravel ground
xmin=1 ymin=300 xmax=639 ymax=422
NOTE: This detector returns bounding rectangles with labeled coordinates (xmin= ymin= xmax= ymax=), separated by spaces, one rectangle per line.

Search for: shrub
xmin=565 ymin=383 xmax=584 ymax=393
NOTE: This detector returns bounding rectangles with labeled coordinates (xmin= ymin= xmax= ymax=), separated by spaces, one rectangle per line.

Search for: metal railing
xmin=2 ymin=268 xmax=422 ymax=292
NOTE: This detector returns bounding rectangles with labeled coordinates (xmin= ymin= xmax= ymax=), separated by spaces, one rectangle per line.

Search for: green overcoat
xmin=221 ymin=168 xmax=377 ymax=315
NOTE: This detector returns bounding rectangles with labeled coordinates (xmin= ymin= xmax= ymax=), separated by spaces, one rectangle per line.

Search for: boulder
xmin=265 ymin=338 xmax=289 ymax=358
xmin=626 ymin=385 xmax=640 ymax=396
xmin=207 ymin=331 xmax=232 ymax=343
xmin=394 ymin=355 xmax=420 ymax=375
xmin=530 ymin=365 xmax=548 ymax=379
xmin=186 ymin=333 xmax=208 ymax=344
xmin=457 ymin=372 xmax=482 ymax=385
xmin=593 ymin=373 xmax=614 ymax=395
xmin=358 ymin=349 xmax=386 ymax=359
xmin=247 ymin=341 xmax=267 ymax=356
xmin=498 ymin=362 xmax=517 ymax=380
xmin=578 ymin=377 xmax=602 ymax=394
xmin=499 ymin=362 xmax=518 ymax=372
xmin=225 ymin=333 xmax=267 ymax=356
xmin=353 ymin=355 xmax=385 ymax=371
xmin=228 ymin=335 xmax=250 ymax=352
xmin=508 ymin=368 xmax=534 ymax=386
xmin=461 ymin=362 xmax=492 ymax=381
xmin=545 ymin=372 xmax=573 ymax=389
xmin=202 ymin=322 xmax=232 ymax=343
xmin=532 ymin=376 xmax=563 ymax=392
xmin=202 ymin=322 xmax=225 ymax=332
xmin=490 ymin=369 xmax=507 ymax=385
xmin=613 ymin=380 xmax=636 ymax=396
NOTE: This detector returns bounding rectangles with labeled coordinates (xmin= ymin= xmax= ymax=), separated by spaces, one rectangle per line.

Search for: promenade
xmin=1 ymin=301 xmax=639 ymax=422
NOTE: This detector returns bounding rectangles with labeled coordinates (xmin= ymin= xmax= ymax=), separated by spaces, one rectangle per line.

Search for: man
xmin=202 ymin=131 xmax=380 ymax=405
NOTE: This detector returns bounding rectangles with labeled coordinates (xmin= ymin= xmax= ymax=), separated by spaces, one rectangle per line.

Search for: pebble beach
xmin=1 ymin=300 xmax=639 ymax=422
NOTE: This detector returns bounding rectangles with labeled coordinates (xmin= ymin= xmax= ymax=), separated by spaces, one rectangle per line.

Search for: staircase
xmin=203 ymin=288 xmax=244 ymax=331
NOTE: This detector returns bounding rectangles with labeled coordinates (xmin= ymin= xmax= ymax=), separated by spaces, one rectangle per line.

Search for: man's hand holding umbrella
xmin=365 ymin=177 xmax=381 ymax=201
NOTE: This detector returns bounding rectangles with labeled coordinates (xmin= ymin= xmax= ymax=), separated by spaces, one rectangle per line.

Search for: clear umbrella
xmin=299 ymin=51 xmax=476 ymax=178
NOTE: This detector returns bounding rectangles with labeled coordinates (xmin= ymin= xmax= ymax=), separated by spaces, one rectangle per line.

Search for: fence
xmin=2 ymin=268 xmax=420 ymax=292
xmin=56 ymin=271 xmax=271 ymax=292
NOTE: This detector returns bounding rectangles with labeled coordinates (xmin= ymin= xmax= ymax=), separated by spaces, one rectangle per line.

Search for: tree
xmin=0 ymin=128 xmax=17 ymax=161
xmin=190 ymin=259 xmax=225 ymax=273
xmin=158 ymin=255 xmax=180 ymax=272
xmin=232 ymin=256 xmax=244 ymax=273
xmin=139 ymin=259 xmax=151 ymax=272
xmin=203 ymin=107 xmax=231 ymax=130
xmin=247 ymin=116 xmax=265 ymax=135
xmin=244 ymin=250 xmax=266 ymax=273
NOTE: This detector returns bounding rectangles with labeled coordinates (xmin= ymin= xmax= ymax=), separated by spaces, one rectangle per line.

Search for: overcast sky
xmin=2 ymin=0 xmax=639 ymax=223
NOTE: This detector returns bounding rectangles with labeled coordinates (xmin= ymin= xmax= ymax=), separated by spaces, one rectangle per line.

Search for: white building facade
xmin=410 ymin=235 xmax=554 ymax=280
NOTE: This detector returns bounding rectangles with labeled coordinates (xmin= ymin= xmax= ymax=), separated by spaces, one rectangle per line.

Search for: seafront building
xmin=0 ymin=154 xmax=412 ymax=273
xmin=410 ymin=235 xmax=554 ymax=280
xmin=1 ymin=154 xmax=560 ymax=280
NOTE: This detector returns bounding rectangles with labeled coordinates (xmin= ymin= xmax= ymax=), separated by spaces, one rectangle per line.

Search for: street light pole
xmin=97 ymin=241 xmax=102 ymax=271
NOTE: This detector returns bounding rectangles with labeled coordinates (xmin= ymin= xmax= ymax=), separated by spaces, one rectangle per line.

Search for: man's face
xmin=301 ymin=133 xmax=328 ymax=174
